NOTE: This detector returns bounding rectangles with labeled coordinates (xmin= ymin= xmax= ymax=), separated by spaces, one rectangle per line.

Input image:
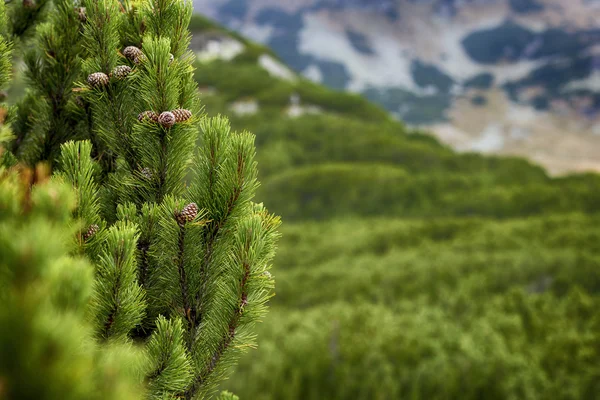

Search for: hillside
xmin=189 ymin=15 xmax=600 ymax=221
xmin=188 ymin=15 xmax=600 ymax=399
xmin=193 ymin=0 xmax=600 ymax=175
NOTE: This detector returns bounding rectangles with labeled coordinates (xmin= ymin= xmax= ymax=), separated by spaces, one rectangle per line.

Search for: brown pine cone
xmin=111 ymin=65 xmax=132 ymax=79
xmin=171 ymin=108 xmax=192 ymax=122
xmin=74 ymin=6 xmax=86 ymax=22
xmin=83 ymin=224 xmax=99 ymax=241
xmin=123 ymin=46 xmax=142 ymax=62
xmin=140 ymin=167 xmax=153 ymax=180
xmin=175 ymin=202 xmax=198 ymax=226
xmin=157 ymin=111 xmax=176 ymax=128
xmin=133 ymin=54 xmax=147 ymax=64
xmin=87 ymin=72 xmax=109 ymax=88
xmin=138 ymin=111 xmax=159 ymax=123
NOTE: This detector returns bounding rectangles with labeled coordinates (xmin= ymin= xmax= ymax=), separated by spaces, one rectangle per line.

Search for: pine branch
xmin=145 ymin=316 xmax=193 ymax=398
xmin=91 ymin=220 xmax=146 ymax=341
xmin=14 ymin=0 xmax=84 ymax=164
xmin=176 ymin=224 xmax=191 ymax=327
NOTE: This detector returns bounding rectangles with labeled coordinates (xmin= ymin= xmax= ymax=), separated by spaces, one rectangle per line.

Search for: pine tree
xmin=1 ymin=0 xmax=280 ymax=398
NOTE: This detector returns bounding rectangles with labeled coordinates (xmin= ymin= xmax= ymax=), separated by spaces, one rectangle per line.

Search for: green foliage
xmin=216 ymin=391 xmax=240 ymax=400
xmin=2 ymin=2 xmax=280 ymax=399
xmin=91 ymin=220 xmax=146 ymax=341
xmin=13 ymin=0 xmax=85 ymax=164
xmin=187 ymin=24 xmax=600 ymax=397
xmin=7 ymin=0 xmax=51 ymax=42
xmin=0 ymin=166 xmax=144 ymax=399
xmin=228 ymin=215 xmax=600 ymax=399
xmin=146 ymin=316 xmax=194 ymax=398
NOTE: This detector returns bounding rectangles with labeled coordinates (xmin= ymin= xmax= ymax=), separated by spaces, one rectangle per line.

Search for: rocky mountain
xmin=193 ymin=0 xmax=600 ymax=174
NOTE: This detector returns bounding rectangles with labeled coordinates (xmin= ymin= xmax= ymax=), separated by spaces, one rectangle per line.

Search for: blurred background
xmin=185 ymin=1 xmax=600 ymax=398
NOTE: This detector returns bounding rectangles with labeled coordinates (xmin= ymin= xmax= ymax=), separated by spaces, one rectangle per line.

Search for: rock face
xmin=193 ymin=0 xmax=600 ymax=174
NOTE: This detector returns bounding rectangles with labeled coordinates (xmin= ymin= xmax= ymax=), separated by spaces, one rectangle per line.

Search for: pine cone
xmin=74 ymin=6 xmax=86 ymax=22
xmin=87 ymin=72 xmax=109 ymax=88
xmin=158 ymin=111 xmax=176 ymax=128
xmin=123 ymin=46 xmax=142 ymax=62
xmin=133 ymin=54 xmax=147 ymax=64
xmin=83 ymin=224 xmax=99 ymax=241
xmin=140 ymin=167 xmax=153 ymax=180
xmin=23 ymin=0 xmax=35 ymax=9
xmin=172 ymin=108 xmax=191 ymax=122
xmin=137 ymin=111 xmax=159 ymax=123
xmin=111 ymin=65 xmax=132 ymax=79
xmin=175 ymin=202 xmax=198 ymax=226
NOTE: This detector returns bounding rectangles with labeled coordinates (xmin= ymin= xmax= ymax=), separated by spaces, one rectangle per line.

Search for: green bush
xmin=227 ymin=215 xmax=600 ymax=399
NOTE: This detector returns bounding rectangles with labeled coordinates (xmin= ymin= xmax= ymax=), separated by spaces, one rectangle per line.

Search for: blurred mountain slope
xmin=187 ymin=15 xmax=600 ymax=399
xmin=189 ymin=14 xmax=600 ymax=222
xmin=193 ymin=0 xmax=600 ymax=174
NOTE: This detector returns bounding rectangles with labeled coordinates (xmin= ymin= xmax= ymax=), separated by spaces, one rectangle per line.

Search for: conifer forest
xmin=1 ymin=0 xmax=600 ymax=399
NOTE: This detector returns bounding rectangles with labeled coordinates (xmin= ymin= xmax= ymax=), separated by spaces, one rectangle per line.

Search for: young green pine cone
xmin=83 ymin=224 xmax=99 ymax=241
xmin=111 ymin=65 xmax=132 ymax=79
xmin=175 ymin=203 xmax=198 ymax=226
xmin=158 ymin=111 xmax=176 ymax=128
xmin=138 ymin=111 xmax=159 ymax=122
xmin=87 ymin=72 xmax=109 ymax=88
xmin=172 ymin=108 xmax=192 ymax=122
xmin=123 ymin=46 xmax=142 ymax=62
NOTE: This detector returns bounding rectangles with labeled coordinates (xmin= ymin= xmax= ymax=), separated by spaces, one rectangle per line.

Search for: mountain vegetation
xmin=189 ymin=14 xmax=600 ymax=400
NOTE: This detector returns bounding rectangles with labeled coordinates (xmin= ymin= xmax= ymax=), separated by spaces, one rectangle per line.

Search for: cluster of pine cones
xmin=138 ymin=109 xmax=192 ymax=128
xmin=87 ymin=45 xmax=173 ymax=89
xmin=87 ymin=45 xmax=189 ymax=128
xmin=87 ymin=64 xmax=132 ymax=88
xmin=86 ymin=46 xmax=140 ymax=88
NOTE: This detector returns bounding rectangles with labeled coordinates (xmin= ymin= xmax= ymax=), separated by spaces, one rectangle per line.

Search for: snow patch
xmin=240 ymin=24 xmax=274 ymax=43
xmin=507 ymin=104 xmax=541 ymax=124
xmin=195 ymin=36 xmax=245 ymax=62
xmin=470 ymin=123 xmax=505 ymax=153
xmin=287 ymin=104 xmax=322 ymax=118
xmin=298 ymin=14 xmax=418 ymax=92
xmin=564 ymin=71 xmax=600 ymax=92
xmin=296 ymin=11 xmax=543 ymax=94
xmin=302 ymin=64 xmax=323 ymax=83
xmin=230 ymin=99 xmax=259 ymax=116
xmin=258 ymin=54 xmax=297 ymax=81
